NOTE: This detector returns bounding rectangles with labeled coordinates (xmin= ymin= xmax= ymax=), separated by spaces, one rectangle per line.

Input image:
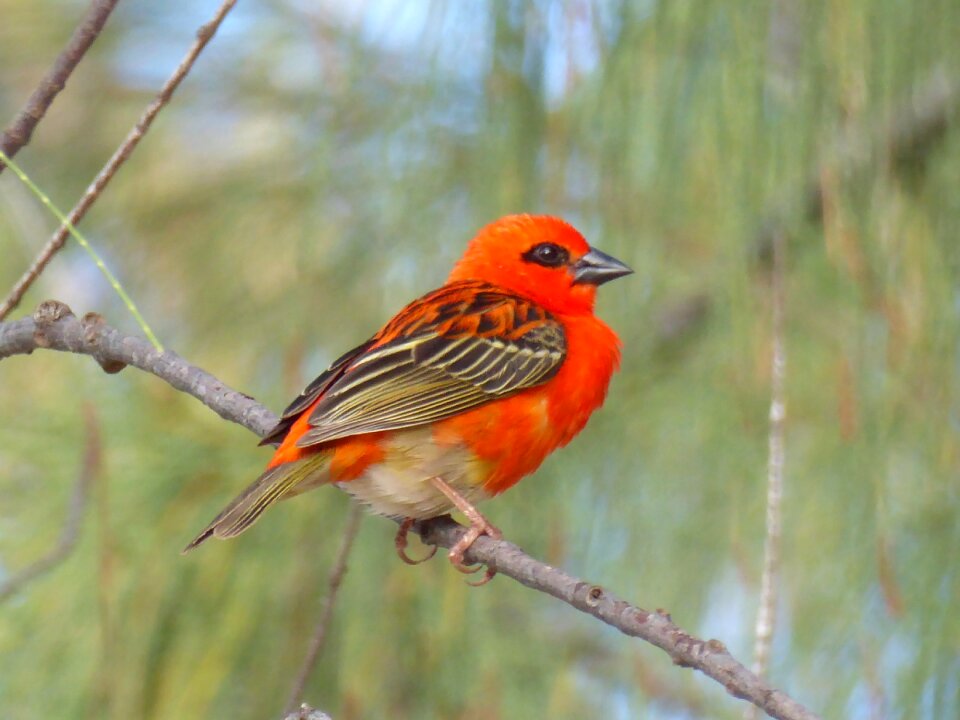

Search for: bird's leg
xmin=394 ymin=516 xmax=438 ymax=565
xmin=427 ymin=476 xmax=501 ymax=585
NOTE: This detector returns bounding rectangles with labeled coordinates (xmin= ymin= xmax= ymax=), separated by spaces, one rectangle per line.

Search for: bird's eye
xmin=522 ymin=242 xmax=569 ymax=268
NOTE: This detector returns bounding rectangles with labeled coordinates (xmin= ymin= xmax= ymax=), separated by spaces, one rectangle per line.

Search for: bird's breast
xmin=334 ymin=428 xmax=491 ymax=519
xmin=330 ymin=314 xmax=621 ymax=516
xmin=433 ymin=313 xmax=621 ymax=495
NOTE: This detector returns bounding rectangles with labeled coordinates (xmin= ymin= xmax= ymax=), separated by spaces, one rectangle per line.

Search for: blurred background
xmin=1 ymin=1 xmax=958 ymax=718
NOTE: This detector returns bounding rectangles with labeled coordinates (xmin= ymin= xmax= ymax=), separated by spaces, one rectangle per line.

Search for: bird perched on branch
xmin=184 ymin=215 xmax=631 ymax=583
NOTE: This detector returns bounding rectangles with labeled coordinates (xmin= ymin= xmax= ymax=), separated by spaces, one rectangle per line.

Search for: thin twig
xmin=414 ymin=517 xmax=818 ymax=720
xmin=745 ymin=229 xmax=788 ymax=719
xmin=0 ymin=149 xmax=163 ymax=350
xmin=0 ymin=402 xmax=101 ymax=602
xmin=282 ymin=704 xmax=333 ymax=720
xmin=0 ymin=302 xmax=821 ymax=720
xmin=0 ymin=301 xmax=277 ymax=436
xmin=0 ymin=0 xmax=121 ymax=172
xmin=0 ymin=0 xmax=239 ymax=321
xmin=284 ymin=505 xmax=364 ymax=715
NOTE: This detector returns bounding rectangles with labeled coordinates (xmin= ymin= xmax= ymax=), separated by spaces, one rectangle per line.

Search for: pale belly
xmin=334 ymin=428 xmax=492 ymax=519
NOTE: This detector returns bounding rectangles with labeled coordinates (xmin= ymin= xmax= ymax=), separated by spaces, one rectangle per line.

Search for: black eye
xmin=522 ymin=242 xmax=569 ymax=268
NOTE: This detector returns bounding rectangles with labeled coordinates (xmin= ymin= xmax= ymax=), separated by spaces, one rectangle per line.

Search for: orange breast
xmin=433 ymin=313 xmax=621 ymax=495
xmin=268 ymin=314 xmax=620 ymax=500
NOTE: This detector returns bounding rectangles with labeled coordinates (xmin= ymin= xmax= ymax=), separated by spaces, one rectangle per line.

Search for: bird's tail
xmin=182 ymin=454 xmax=329 ymax=553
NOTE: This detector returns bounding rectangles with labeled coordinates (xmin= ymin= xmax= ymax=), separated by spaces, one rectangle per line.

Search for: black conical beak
xmin=572 ymin=247 xmax=633 ymax=286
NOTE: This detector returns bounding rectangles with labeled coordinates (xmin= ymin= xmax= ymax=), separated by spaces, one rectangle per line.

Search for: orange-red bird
xmin=185 ymin=215 xmax=631 ymax=582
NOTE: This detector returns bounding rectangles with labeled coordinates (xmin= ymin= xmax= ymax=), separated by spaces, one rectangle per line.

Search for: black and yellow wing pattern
xmin=263 ymin=280 xmax=567 ymax=448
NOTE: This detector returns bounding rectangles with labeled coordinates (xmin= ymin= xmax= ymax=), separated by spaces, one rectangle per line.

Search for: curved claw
xmin=449 ymin=551 xmax=483 ymax=575
xmin=446 ymin=521 xmax=500 ymax=584
xmin=398 ymin=543 xmax=438 ymax=566
xmin=466 ymin=567 xmax=497 ymax=586
xmin=395 ymin=518 xmax=438 ymax=566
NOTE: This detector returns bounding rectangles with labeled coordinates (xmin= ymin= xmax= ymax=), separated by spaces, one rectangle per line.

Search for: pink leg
xmin=427 ymin=476 xmax=502 ymax=585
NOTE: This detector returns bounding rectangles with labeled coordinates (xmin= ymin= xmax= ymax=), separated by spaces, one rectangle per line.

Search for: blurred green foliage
xmin=1 ymin=1 xmax=958 ymax=718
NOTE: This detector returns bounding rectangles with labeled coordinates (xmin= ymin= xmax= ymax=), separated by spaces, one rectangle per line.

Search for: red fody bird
xmin=184 ymin=215 xmax=631 ymax=582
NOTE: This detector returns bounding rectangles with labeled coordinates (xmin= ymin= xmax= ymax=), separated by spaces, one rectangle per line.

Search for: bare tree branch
xmin=0 ymin=401 xmax=101 ymax=602
xmin=0 ymin=0 xmax=121 ymax=173
xmin=743 ymin=6 xmax=800 ymax=707
xmin=0 ymin=300 xmax=275 ymax=435
xmin=746 ymin=229 xmax=788 ymax=720
xmin=0 ymin=0 xmax=239 ymax=321
xmin=0 ymin=301 xmax=821 ymax=720
xmin=284 ymin=506 xmax=364 ymax=716
xmin=415 ymin=517 xmax=819 ymax=720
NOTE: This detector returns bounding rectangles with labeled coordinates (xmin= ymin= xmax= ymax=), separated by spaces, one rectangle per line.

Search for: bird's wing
xmin=283 ymin=281 xmax=566 ymax=448
xmin=258 ymin=341 xmax=373 ymax=446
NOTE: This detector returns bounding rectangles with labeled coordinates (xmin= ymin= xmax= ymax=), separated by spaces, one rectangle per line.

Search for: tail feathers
xmin=182 ymin=456 xmax=328 ymax=553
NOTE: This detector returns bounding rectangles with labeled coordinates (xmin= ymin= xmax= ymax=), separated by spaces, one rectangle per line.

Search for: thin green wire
xmin=0 ymin=149 xmax=163 ymax=351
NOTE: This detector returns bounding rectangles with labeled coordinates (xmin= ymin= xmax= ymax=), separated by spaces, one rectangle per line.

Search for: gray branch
xmin=0 ymin=301 xmax=821 ymax=720
xmin=0 ymin=0 xmax=121 ymax=173
xmin=0 ymin=0 xmax=239 ymax=321
xmin=0 ymin=300 xmax=276 ymax=436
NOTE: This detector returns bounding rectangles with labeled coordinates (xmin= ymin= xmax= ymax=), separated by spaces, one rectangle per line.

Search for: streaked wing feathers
xmin=258 ymin=340 xmax=372 ymax=446
xmin=294 ymin=282 xmax=566 ymax=447
xmin=413 ymin=324 xmax=564 ymax=393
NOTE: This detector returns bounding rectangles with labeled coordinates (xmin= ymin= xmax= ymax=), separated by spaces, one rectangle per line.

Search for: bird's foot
xmin=448 ymin=516 xmax=502 ymax=586
xmin=394 ymin=516 xmax=438 ymax=565
xmin=427 ymin=476 xmax=502 ymax=586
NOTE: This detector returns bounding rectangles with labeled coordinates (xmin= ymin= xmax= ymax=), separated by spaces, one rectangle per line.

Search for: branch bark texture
xmin=0 ymin=0 xmax=121 ymax=172
xmin=0 ymin=0 xmax=239 ymax=321
xmin=0 ymin=302 xmax=821 ymax=720
xmin=0 ymin=301 xmax=275 ymax=436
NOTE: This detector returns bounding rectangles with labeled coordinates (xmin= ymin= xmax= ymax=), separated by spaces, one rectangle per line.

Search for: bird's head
xmin=448 ymin=215 xmax=632 ymax=315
